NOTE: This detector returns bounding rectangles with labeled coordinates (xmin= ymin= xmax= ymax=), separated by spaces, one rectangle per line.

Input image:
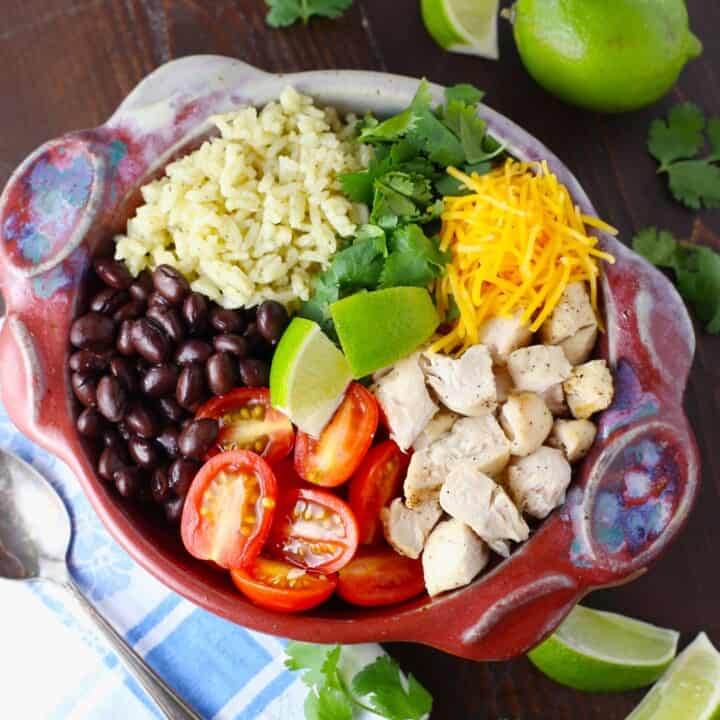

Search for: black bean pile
xmin=70 ymin=259 xmax=289 ymax=522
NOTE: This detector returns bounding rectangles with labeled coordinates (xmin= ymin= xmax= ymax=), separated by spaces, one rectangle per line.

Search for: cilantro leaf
xmin=389 ymin=224 xmax=449 ymax=268
xmin=304 ymin=687 xmax=354 ymax=720
xmin=444 ymin=83 xmax=484 ymax=106
xmin=285 ymin=643 xmax=338 ymax=689
xmin=265 ymin=0 xmax=352 ymax=27
xmin=706 ymin=117 xmax=720 ymax=161
xmin=632 ymin=227 xmax=678 ymax=268
xmin=352 ymin=655 xmax=433 ymax=720
xmin=667 ymin=160 xmax=720 ymax=209
xmin=648 ymin=103 xmax=706 ymax=169
xmin=370 ymin=172 xmax=436 ymax=229
xmin=407 ymin=110 xmax=466 ymax=166
xmin=339 ymin=146 xmax=393 ymax=204
xmin=435 ymin=162 xmax=492 ymax=196
xmin=380 ymin=224 xmax=449 ymax=288
xmin=359 ymin=81 xmax=432 ymax=145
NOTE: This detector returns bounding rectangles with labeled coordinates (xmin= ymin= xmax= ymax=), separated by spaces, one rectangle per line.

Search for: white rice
xmin=115 ymin=87 xmax=370 ymax=308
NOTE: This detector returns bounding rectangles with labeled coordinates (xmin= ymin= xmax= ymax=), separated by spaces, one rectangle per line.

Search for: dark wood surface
xmin=2 ymin=1 xmax=718 ymax=718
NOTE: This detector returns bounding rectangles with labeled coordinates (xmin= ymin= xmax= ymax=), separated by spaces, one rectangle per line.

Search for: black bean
xmin=207 ymin=352 xmax=236 ymax=396
xmin=178 ymin=419 xmax=219 ymax=460
xmin=96 ymin=375 xmax=127 ymax=422
xmin=156 ymin=427 xmax=180 ymax=458
xmin=76 ymin=407 xmax=105 ymax=438
xmin=113 ymin=300 xmax=146 ymax=323
xmin=110 ymin=356 xmax=138 ymax=393
xmin=182 ymin=293 xmax=209 ymax=335
xmin=69 ymin=350 xmax=109 ymax=374
xmin=151 ymin=466 xmax=170 ymax=503
xmin=176 ymin=363 xmax=208 ymax=411
xmin=238 ymin=357 xmax=270 ymax=388
xmin=168 ymin=458 xmax=201 ymax=498
xmin=70 ymin=312 xmax=116 ymax=351
xmin=117 ymin=421 xmax=132 ymax=441
xmin=72 ymin=372 xmax=98 ymax=408
xmin=153 ymin=265 xmax=190 ymax=305
xmin=256 ymin=300 xmax=289 ymax=344
xmin=243 ymin=322 xmax=270 ymax=356
xmin=130 ymin=318 xmax=170 ymax=364
xmin=148 ymin=292 xmax=172 ymax=309
xmin=94 ymin=258 xmax=133 ymax=289
xmin=98 ymin=445 xmax=128 ymax=482
xmin=114 ymin=467 xmax=141 ymax=498
xmin=164 ymin=496 xmax=185 ymax=524
xmin=213 ymin=334 xmax=247 ymax=357
xmin=128 ymin=269 xmax=153 ymax=302
xmin=90 ymin=288 xmax=129 ymax=316
xmin=103 ymin=428 xmax=123 ymax=449
xmin=116 ymin=320 xmax=135 ymax=356
xmin=128 ymin=436 xmax=161 ymax=468
xmin=141 ymin=364 xmax=179 ymax=398
xmin=175 ymin=339 xmax=212 ymax=366
xmin=210 ymin=307 xmax=244 ymax=334
xmin=146 ymin=306 xmax=184 ymax=343
xmin=124 ymin=404 xmax=159 ymax=439
xmin=157 ymin=397 xmax=186 ymax=424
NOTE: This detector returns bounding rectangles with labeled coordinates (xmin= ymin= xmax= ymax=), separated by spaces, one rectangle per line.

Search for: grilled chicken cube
xmin=381 ymin=497 xmax=443 ymax=559
xmin=478 ymin=311 xmax=533 ymax=364
xmin=539 ymin=382 xmax=568 ymax=417
xmin=412 ymin=410 xmax=460 ymax=451
xmin=422 ymin=519 xmax=490 ymax=596
xmin=373 ymin=352 xmax=438 ymax=451
xmin=540 ymin=282 xmax=596 ymax=345
xmin=421 ymin=345 xmax=496 ymax=416
xmin=439 ymin=463 xmax=529 ymax=553
xmin=548 ymin=418 xmax=597 ymax=462
xmin=559 ymin=324 xmax=598 ymax=366
xmin=563 ymin=359 xmax=614 ymax=419
xmin=507 ymin=345 xmax=572 ymax=394
xmin=506 ymin=446 xmax=572 ymax=519
xmin=404 ymin=415 xmax=511 ymax=507
xmin=499 ymin=392 xmax=553 ymax=456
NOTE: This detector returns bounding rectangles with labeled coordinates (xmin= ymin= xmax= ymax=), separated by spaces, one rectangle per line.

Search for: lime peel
xmin=421 ymin=0 xmax=499 ymax=59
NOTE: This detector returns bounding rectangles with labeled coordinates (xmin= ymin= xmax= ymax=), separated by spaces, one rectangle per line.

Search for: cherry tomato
xmin=294 ymin=383 xmax=379 ymax=487
xmin=348 ymin=440 xmax=410 ymax=545
xmin=196 ymin=388 xmax=294 ymax=465
xmin=231 ymin=557 xmax=337 ymax=612
xmin=181 ymin=450 xmax=277 ymax=569
xmin=337 ymin=548 xmax=425 ymax=607
xmin=267 ymin=486 xmax=359 ymax=574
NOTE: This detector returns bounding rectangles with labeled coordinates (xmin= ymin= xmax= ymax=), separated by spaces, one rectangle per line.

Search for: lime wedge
xmin=270 ymin=318 xmax=352 ymax=437
xmin=330 ymin=287 xmax=439 ymax=379
xmin=627 ymin=633 xmax=720 ymax=720
xmin=421 ymin=0 xmax=499 ymax=59
xmin=527 ymin=605 xmax=679 ymax=692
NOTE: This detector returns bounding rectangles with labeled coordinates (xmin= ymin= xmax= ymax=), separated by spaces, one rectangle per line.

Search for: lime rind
xmin=421 ymin=0 xmax=499 ymax=59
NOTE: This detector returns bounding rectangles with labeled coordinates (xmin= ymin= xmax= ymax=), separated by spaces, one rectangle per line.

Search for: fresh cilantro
xmin=379 ymin=223 xmax=449 ymax=288
xmin=285 ymin=643 xmax=433 ymax=720
xmin=648 ymin=104 xmax=720 ymax=209
xmin=444 ymin=83 xmax=484 ymax=106
xmin=435 ymin=161 xmax=492 ymax=196
xmin=265 ymin=0 xmax=352 ymax=27
xmin=407 ymin=109 xmax=466 ymax=166
xmin=632 ymin=226 xmax=720 ymax=332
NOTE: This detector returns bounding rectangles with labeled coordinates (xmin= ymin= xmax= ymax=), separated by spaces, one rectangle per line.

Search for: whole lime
xmin=512 ymin=0 xmax=702 ymax=113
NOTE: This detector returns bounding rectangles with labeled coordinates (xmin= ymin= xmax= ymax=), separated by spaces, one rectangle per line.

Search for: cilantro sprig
xmin=285 ymin=643 xmax=433 ymax=720
xmin=265 ymin=0 xmax=352 ymax=27
xmin=632 ymin=227 xmax=720 ymax=332
xmin=648 ymin=104 xmax=720 ymax=209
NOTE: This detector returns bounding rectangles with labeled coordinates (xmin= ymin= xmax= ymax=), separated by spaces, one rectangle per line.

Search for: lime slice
xmin=527 ymin=605 xmax=679 ymax=692
xmin=330 ymin=287 xmax=439 ymax=379
xmin=270 ymin=317 xmax=352 ymax=437
xmin=421 ymin=0 xmax=499 ymax=59
xmin=627 ymin=633 xmax=720 ymax=720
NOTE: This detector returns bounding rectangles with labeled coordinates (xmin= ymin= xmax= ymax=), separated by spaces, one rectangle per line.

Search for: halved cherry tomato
xmin=196 ymin=388 xmax=294 ymax=465
xmin=181 ymin=450 xmax=277 ymax=569
xmin=267 ymin=486 xmax=359 ymax=574
xmin=231 ymin=557 xmax=337 ymax=612
xmin=337 ymin=548 xmax=425 ymax=607
xmin=348 ymin=440 xmax=410 ymax=545
xmin=294 ymin=382 xmax=379 ymax=487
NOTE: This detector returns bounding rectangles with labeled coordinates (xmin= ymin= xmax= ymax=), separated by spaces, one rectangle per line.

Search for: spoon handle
xmin=65 ymin=579 xmax=203 ymax=720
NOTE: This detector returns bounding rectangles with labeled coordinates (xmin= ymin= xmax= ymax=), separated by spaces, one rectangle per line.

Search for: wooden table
xmin=1 ymin=1 xmax=718 ymax=717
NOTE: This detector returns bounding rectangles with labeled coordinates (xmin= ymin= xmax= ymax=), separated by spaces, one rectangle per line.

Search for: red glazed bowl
xmin=0 ymin=57 xmax=700 ymax=660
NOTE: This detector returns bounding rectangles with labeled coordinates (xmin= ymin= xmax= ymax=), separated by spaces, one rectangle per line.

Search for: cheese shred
xmin=432 ymin=159 xmax=617 ymax=355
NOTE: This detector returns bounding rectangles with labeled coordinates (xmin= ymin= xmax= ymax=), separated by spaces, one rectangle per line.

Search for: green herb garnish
xmin=265 ymin=0 xmax=352 ymax=27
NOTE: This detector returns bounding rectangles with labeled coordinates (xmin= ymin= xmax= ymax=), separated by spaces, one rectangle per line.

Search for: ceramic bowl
xmin=0 ymin=57 xmax=700 ymax=660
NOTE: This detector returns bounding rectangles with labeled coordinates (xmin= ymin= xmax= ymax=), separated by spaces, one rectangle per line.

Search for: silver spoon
xmin=0 ymin=448 xmax=202 ymax=720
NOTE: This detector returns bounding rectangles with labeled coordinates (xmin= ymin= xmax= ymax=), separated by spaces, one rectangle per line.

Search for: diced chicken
xmin=478 ymin=311 xmax=533 ymax=365
xmin=439 ymin=463 xmax=529 ymax=551
xmin=548 ymin=418 xmax=597 ymax=462
xmin=381 ymin=497 xmax=443 ymax=559
xmin=506 ymin=446 xmax=572 ymax=519
xmin=563 ymin=359 xmax=614 ymax=419
xmin=494 ymin=365 xmax=513 ymax=403
xmin=559 ymin=324 xmax=598 ymax=366
xmin=422 ymin=519 xmax=490 ymax=596
xmin=540 ymin=282 xmax=596 ymax=345
xmin=373 ymin=353 xmax=438 ymax=451
xmin=412 ymin=410 xmax=460 ymax=451
xmin=539 ymin=382 xmax=568 ymax=417
xmin=421 ymin=345 xmax=496 ymax=416
xmin=404 ymin=415 xmax=511 ymax=507
xmin=507 ymin=344 xmax=572 ymax=394
xmin=499 ymin=392 xmax=553 ymax=456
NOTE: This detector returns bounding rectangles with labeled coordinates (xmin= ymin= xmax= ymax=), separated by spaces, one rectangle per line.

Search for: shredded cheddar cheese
xmin=431 ymin=159 xmax=617 ymax=355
